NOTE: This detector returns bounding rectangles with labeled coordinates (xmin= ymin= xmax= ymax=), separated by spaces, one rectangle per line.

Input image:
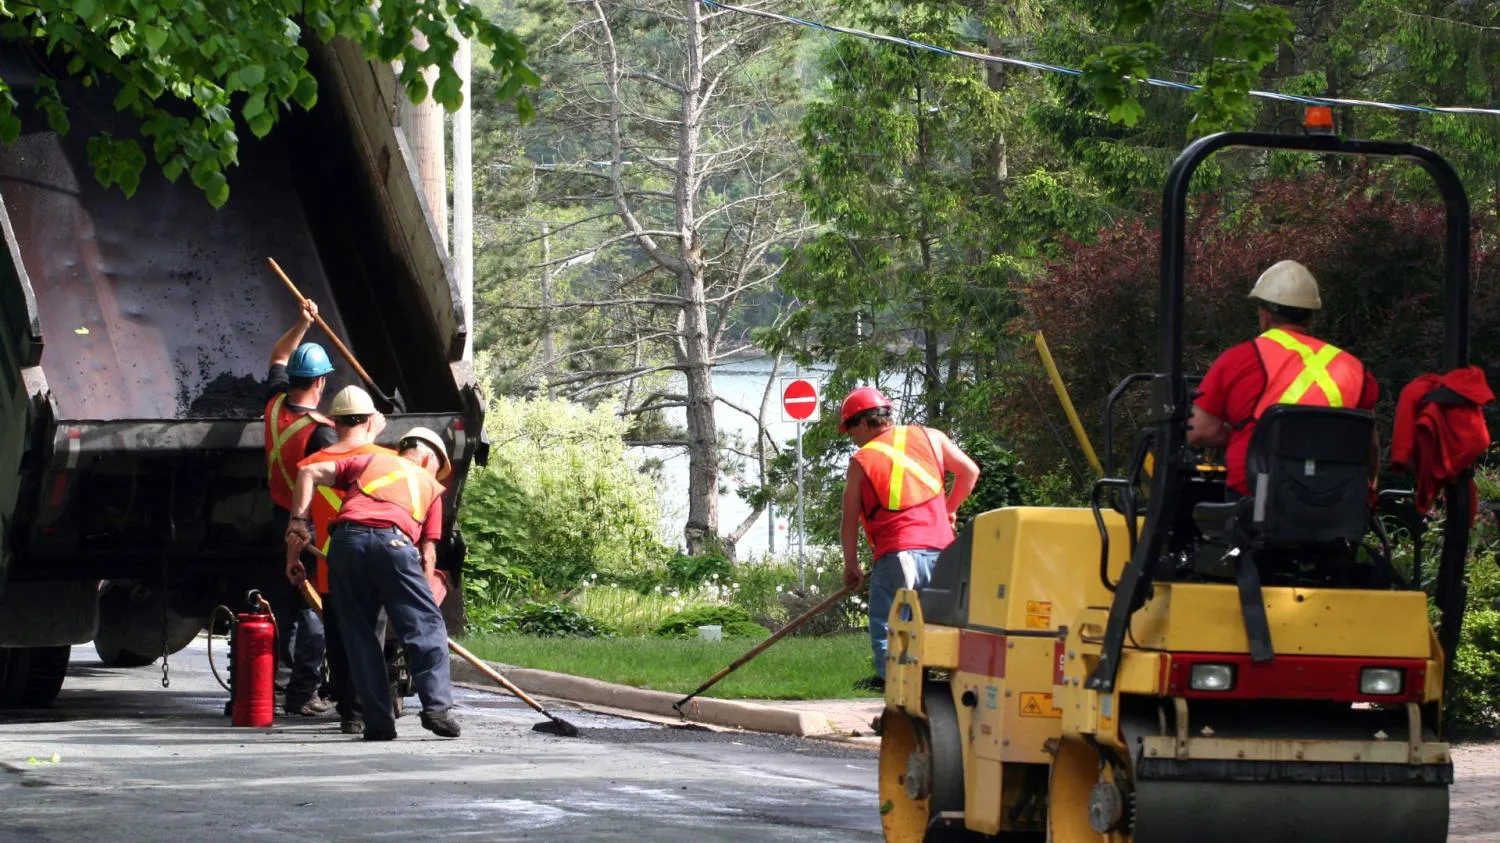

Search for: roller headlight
xmin=1189 ymin=663 xmax=1235 ymax=692
xmin=1360 ymin=667 xmax=1404 ymax=696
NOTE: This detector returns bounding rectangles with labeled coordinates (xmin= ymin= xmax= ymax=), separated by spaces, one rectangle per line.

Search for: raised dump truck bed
xmin=0 ymin=41 xmax=485 ymax=701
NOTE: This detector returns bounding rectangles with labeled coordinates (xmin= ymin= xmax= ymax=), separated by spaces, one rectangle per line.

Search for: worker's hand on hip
xmin=843 ymin=562 xmax=864 ymax=588
xmin=301 ymin=299 xmax=319 ymax=324
xmin=948 ymin=511 xmax=958 ymax=531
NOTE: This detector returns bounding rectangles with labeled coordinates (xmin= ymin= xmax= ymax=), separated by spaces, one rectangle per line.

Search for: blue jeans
xmin=269 ymin=508 xmax=325 ymax=706
xmin=328 ymin=524 xmax=453 ymax=734
xmin=868 ymin=549 xmax=940 ymax=679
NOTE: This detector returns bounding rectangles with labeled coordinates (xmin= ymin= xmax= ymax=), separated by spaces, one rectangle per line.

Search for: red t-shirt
xmin=1195 ymin=335 xmax=1378 ymax=493
xmin=330 ymin=454 xmax=444 ymax=544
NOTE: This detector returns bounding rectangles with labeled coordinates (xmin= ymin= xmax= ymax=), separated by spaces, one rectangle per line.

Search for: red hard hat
xmin=839 ymin=386 xmax=893 ymax=432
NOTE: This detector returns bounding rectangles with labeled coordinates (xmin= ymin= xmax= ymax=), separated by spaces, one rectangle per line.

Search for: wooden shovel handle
xmin=266 ymin=257 xmax=379 ymax=391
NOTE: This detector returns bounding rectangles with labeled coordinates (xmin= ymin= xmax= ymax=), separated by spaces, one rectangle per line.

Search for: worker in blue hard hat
xmin=259 ymin=298 xmax=338 ymax=717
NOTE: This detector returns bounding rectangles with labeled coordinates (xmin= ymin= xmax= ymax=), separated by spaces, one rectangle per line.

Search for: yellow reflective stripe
xmin=403 ymin=469 xmax=422 ymax=520
xmin=862 ymin=432 xmax=943 ymax=511
xmin=1261 ymin=329 xmax=1347 ymax=407
xmin=887 ymin=427 xmax=908 ymax=510
xmin=360 ymin=470 xmax=405 ymax=495
xmin=267 ymin=393 xmax=315 ymax=489
xmin=360 ymin=468 xmax=427 ymax=519
xmin=315 ymin=485 xmax=342 ymax=511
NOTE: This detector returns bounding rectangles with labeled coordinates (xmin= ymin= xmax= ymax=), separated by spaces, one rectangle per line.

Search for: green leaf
xmin=247 ymin=110 xmax=273 ymax=138
xmin=242 ymin=91 xmax=264 ymax=119
xmin=161 ymin=155 xmax=185 ymax=182
xmin=140 ymin=25 xmax=168 ymax=53
xmin=237 ymin=65 xmax=266 ymax=89
xmin=292 ymin=75 xmax=318 ymax=110
xmin=432 ymin=70 xmax=461 ymax=110
xmin=74 ymin=0 xmax=97 ymax=20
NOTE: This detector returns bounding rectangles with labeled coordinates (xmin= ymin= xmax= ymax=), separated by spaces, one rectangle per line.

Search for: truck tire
xmin=0 ymin=645 xmax=70 ymax=708
xmin=93 ymin=628 xmax=157 ymax=668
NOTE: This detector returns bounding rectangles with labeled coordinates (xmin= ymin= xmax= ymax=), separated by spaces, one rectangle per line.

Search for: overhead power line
xmin=700 ymin=0 xmax=1500 ymax=119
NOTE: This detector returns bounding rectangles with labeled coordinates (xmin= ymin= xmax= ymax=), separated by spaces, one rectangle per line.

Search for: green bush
xmin=665 ymin=549 xmax=733 ymax=590
xmin=482 ymin=601 xmax=614 ymax=638
xmin=654 ymin=605 xmax=770 ymax=640
xmin=459 ymin=392 xmax=673 ymax=600
xmin=1450 ymin=610 xmax=1500 ymax=733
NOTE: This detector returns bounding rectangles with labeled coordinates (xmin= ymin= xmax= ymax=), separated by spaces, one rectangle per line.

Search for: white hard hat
xmin=329 ymin=385 xmax=377 ymax=417
xmin=1248 ymin=259 xmax=1322 ymax=311
xmin=399 ymin=426 xmax=451 ymax=481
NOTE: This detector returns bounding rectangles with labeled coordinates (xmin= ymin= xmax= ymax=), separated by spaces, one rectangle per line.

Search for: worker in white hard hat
xmin=1188 ymin=260 xmax=1379 ymax=497
xmin=292 ymin=385 xmax=392 ymax=734
xmin=286 ymin=426 xmax=459 ymax=741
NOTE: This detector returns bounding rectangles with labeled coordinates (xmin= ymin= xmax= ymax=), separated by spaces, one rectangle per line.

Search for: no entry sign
xmin=781 ymin=378 xmax=820 ymax=423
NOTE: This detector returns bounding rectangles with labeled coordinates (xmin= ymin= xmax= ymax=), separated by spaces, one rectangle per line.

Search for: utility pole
xmin=454 ymin=32 xmax=474 ymax=361
xmin=540 ymin=222 xmax=556 ymax=398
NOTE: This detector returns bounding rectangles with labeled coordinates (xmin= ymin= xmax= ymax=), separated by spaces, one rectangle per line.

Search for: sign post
xmin=781 ymin=378 xmax=820 ymax=585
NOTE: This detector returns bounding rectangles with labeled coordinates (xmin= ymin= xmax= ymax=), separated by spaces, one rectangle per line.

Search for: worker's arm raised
xmin=269 ymin=299 xmax=319 ymax=366
xmin=841 ymin=461 xmax=866 ymax=588
xmin=935 ymin=431 xmax=980 ymax=517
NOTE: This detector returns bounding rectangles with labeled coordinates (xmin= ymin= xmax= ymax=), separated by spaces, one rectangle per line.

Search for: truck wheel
xmin=0 ymin=646 xmax=70 ymax=708
xmin=93 ymin=627 xmax=157 ymax=668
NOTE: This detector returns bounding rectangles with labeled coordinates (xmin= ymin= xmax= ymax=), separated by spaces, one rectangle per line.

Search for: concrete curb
xmin=450 ymin=655 xmax=835 ymax=737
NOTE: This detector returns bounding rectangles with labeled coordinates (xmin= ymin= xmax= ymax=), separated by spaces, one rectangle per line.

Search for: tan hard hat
xmin=399 ymin=426 xmax=451 ymax=481
xmin=328 ymin=385 xmax=377 ymax=418
xmin=1248 ymin=259 xmax=1322 ymax=311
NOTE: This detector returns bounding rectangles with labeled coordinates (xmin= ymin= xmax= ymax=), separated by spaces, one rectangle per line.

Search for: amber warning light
xmin=1304 ymin=105 xmax=1335 ymax=135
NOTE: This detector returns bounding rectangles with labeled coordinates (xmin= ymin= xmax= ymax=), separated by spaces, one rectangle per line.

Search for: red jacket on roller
xmin=1391 ymin=366 xmax=1493 ymax=522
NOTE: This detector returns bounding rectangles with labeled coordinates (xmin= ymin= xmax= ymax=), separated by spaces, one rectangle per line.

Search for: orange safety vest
xmin=852 ymin=426 xmax=945 ymax=515
xmin=297 ymin=442 xmax=393 ymax=592
xmin=264 ymin=393 xmax=333 ymax=511
xmin=350 ymin=453 xmax=446 ymax=537
xmin=1252 ymin=328 xmax=1366 ymax=418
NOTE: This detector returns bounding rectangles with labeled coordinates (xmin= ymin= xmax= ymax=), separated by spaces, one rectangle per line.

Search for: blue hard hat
xmin=287 ymin=342 xmax=335 ymax=377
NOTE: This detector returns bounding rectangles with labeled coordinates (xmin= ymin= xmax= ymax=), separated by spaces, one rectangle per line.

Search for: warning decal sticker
xmin=1018 ymin=692 xmax=1062 ymax=718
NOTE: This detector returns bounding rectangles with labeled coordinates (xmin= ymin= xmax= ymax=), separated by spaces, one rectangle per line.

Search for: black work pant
xmin=269 ymin=507 xmax=327 ymax=706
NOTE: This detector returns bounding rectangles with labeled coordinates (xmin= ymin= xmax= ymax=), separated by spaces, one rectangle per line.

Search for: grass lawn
xmin=459 ymin=633 xmax=880 ymax=700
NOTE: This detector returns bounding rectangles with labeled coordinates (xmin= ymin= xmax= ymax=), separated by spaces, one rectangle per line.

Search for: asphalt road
xmin=8 ymin=642 xmax=1500 ymax=842
xmin=0 ymin=641 xmax=881 ymax=842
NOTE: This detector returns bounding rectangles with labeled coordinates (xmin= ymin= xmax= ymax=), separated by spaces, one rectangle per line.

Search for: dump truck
xmin=878 ymin=119 xmax=1471 ymax=841
xmin=0 ymin=40 xmax=486 ymax=706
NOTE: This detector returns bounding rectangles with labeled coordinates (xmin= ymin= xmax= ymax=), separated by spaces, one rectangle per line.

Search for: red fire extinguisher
xmin=230 ymin=591 xmax=277 ymax=728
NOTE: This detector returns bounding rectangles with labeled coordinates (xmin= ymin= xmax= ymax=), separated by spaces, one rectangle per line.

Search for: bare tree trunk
xmin=679 ymin=0 xmax=718 ymax=554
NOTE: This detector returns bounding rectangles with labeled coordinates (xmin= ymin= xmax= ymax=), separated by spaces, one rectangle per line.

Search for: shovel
xmin=266 ymin=257 xmax=406 ymax=413
xmin=296 ymin=545 xmax=580 ymax=737
xmin=673 ymin=581 xmax=860 ymax=714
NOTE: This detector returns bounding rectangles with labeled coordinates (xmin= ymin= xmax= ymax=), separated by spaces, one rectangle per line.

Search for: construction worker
xmin=285 ymin=427 xmax=460 ymax=741
xmin=293 ymin=385 xmax=393 ymax=734
xmin=1188 ymin=260 xmax=1379 ymax=497
xmin=263 ymin=299 xmax=337 ymax=716
xmin=839 ymin=387 xmax=980 ymax=691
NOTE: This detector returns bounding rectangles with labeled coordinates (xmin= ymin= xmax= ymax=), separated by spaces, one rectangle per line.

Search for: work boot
xmin=419 ymin=709 xmax=461 ymax=738
xmin=853 ymin=675 xmax=885 ymax=693
xmin=341 ymin=718 xmax=364 ymax=735
xmin=363 ymin=727 xmax=397 ymax=742
xmin=870 ymin=714 xmax=884 ymax=736
xmin=285 ymin=696 xmax=331 ymax=717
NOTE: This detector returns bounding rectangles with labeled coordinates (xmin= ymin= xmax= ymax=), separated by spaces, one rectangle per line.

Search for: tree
xmin=483 ymin=0 xmax=811 ymax=556
xmin=1 ymin=0 xmax=538 ymax=206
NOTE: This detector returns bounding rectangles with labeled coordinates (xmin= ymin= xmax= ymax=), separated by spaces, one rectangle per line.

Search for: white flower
xmin=810 ymin=585 xmax=820 ymax=595
xmin=775 ymin=585 xmax=784 ymax=593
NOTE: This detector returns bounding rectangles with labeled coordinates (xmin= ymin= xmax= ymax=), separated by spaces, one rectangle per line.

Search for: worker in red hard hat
xmin=1188 ymin=260 xmax=1379 ymax=498
xmin=259 ymin=299 xmax=337 ymax=717
xmin=839 ymin=387 xmax=980 ymax=691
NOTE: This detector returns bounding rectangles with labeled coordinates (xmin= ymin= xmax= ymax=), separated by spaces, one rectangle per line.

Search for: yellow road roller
xmin=879 ymin=120 xmax=1474 ymax=842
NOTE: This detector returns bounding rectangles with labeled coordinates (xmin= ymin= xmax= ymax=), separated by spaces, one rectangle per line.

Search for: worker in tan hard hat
xmin=1188 ymin=260 xmax=1379 ymax=498
xmin=287 ymin=426 xmax=458 ymax=741
xmin=292 ymin=385 xmax=393 ymax=734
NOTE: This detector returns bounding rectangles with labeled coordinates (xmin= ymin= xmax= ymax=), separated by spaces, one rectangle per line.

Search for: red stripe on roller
xmin=959 ymin=630 xmax=1006 ymax=679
